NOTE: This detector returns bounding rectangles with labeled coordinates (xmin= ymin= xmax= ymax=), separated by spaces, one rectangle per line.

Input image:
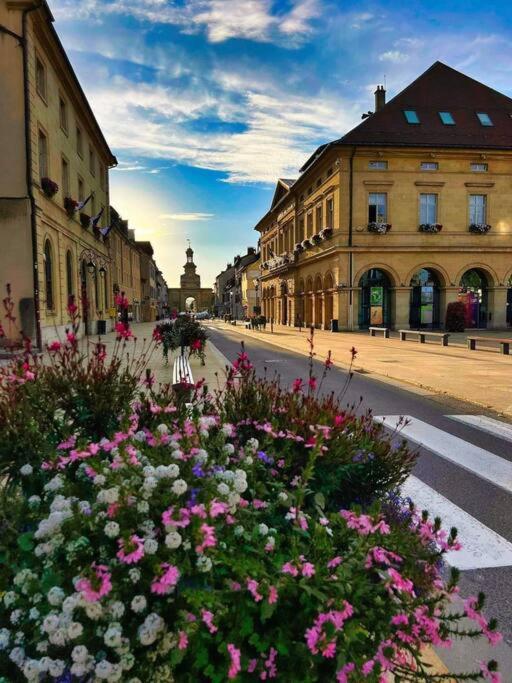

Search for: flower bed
xmin=0 ymin=318 xmax=502 ymax=682
xmin=155 ymin=316 xmax=208 ymax=364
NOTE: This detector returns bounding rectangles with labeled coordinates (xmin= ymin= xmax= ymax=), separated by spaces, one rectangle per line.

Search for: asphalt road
xmin=207 ymin=324 xmax=512 ymax=657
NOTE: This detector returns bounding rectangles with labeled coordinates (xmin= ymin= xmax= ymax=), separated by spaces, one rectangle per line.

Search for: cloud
xmin=52 ymin=0 xmax=322 ymax=45
xmin=160 ymin=213 xmax=215 ymax=221
xmin=379 ymin=50 xmax=409 ymax=63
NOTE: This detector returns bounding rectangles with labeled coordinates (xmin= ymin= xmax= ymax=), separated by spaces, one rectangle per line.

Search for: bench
xmin=244 ymin=321 xmax=251 ymax=329
xmin=399 ymin=330 xmax=450 ymax=346
xmin=369 ymin=326 xmax=390 ymax=338
xmin=467 ymin=336 xmax=512 ymax=355
xmin=172 ymin=354 xmax=194 ymax=388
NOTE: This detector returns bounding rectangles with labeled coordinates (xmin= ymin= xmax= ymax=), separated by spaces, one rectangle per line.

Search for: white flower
xmin=67 ymin=622 xmax=83 ymax=640
xmin=134 ymin=430 xmax=147 ymax=442
xmin=258 ymin=523 xmax=269 ymax=536
xmin=223 ymin=443 xmax=235 ymax=455
xmin=104 ymin=521 xmax=120 ymax=538
xmin=44 ymin=474 xmax=64 ymax=492
xmin=167 ymin=464 xmax=180 ymax=478
xmin=165 ymin=531 xmax=182 ymax=549
xmin=3 ymin=592 xmax=16 ymax=607
xmin=144 ymin=538 xmax=158 ymax=555
xmin=28 ymin=495 xmax=41 ymax=507
xmin=266 ymin=536 xmax=276 ymax=548
xmin=143 ymin=465 xmax=155 ymax=478
xmin=245 ymin=438 xmax=259 ymax=453
xmin=95 ymin=660 xmax=113 ymax=679
xmin=120 ymin=652 xmax=135 ymax=670
xmin=245 ymin=456 xmax=253 ymax=465
xmin=22 ymin=659 xmax=40 ymax=679
xmin=233 ymin=478 xmax=248 ymax=493
xmin=47 ymin=587 xmax=65 ymax=606
xmin=130 ymin=595 xmax=147 ymax=613
xmin=157 ymin=423 xmax=169 ymax=434
xmin=20 ymin=464 xmax=33 ymax=476
xmin=93 ymin=474 xmax=106 ymax=486
xmin=228 ymin=492 xmax=241 ymax=507
xmin=137 ymin=500 xmax=150 ymax=514
xmin=42 ymin=614 xmax=59 ymax=634
xmin=10 ymin=609 xmax=22 ymax=625
xmin=128 ymin=568 xmax=141 ymax=583
xmin=222 ymin=423 xmax=234 ymax=437
xmin=48 ymin=658 xmax=65 ymax=677
xmin=9 ymin=646 xmax=24 ymax=665
xmin=0 ymin=628 xmax=10 ymax=650
xmin=217 ymin=483 xmax=230 ymax=496
xmin=196 ymin=556 xmax=212 ymax=572
xmin=97 ymin=487 xmax=119 ymax=505
xmin=278 ymin=492 xmax=288 ymax=502
xmin=109 ymin=601 xmax=125 ymax=619
xmin=171 ymin=479 xmax=187 ymax=496
xmin=104 ymin=624 xmax=123 ymax=648
xmin=84 ymin=602 xmax=103 ymax=620
xmin=194 ymin=449 xmax=208 ymax=464
xmin=171 ymin=448 xmax=183 ymax=460
xmin=234 ymin=526 xmax=244 ymax=536
xmin=49 ymin=628 xmax=67 ymax=646
xmin=72 ymin=645 xmax=89 ymax=662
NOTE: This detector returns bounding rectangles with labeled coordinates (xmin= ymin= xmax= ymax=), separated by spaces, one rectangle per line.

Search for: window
xmin=403 ymin=110 xmax=420 ymax=124
xmin=44 ymin=240 xmax=54 ymax=310
xmin=307 ymin=187 xmax=312 ymax=196
xmin=36 ymin=56 xmax=46 ymax=100
xmin=76 ymin=127 xmax=83 ymax=157
xmin=66 ymin=250 xmax=74 ymax=299
xmin=326 ymin=197 xmax=334 ymax=227
xmin=368 ymin=160 xmax=388 ymax=170
xmin=306 ymin=212 xmax=313 ymax=236
xmin=89 ymin=146 xmax=95 ymax=176
xmin=59 ymin=97 xmax=68 ymax=133
xmin=78 ymin=176 xmax=84 ymax=202
xmin=327 ymin=167 xmax=333 ymax=176
xmin=477 ymin=112 xmax=493 ymax=126
xmin=419 ymin=193 xmax=438 ymax=224
xmin=315 ymin=204 xmax=323 ymax=230
xmin=469 ymin=194 xmax=487 ymax=224
xmin=438 ymin=111 xmax=455 ymax=125
xmin=471 ymin=162 xmax=488 ymax=172
xmin=61 ymin=157 xmax=69 ymax=198
xmin=38 ymin=130 xmax=48 ymax=180
xmin=316 ymin=178 xmax=322 ymax=188
xmin=420 ymin=162 xmax=438 ymax=171
xmin=298 ymin=218 xmax=305 ymax=242
xmin=368 ymin=193 xmax=387 ymax=223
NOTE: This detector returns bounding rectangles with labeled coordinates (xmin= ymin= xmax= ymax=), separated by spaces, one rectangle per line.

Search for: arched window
xmin=44 ymin=240 xmax=54 ymax=310
xmin=66 ymin=250 xmax=74 ymax=300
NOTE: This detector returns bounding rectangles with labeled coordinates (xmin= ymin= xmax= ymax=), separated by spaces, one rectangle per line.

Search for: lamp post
xmin=79 ymin=248 xmax=110 ymax=336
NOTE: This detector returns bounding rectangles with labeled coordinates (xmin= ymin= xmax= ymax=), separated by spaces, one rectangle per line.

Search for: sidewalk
xmin=210 ymin=322 xmax=512 ymax=417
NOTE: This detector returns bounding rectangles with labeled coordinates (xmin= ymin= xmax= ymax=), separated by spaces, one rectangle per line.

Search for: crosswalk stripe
xmin=448 ymin=414 xmax=512 ymax=444
xmin=402 ymin=476 xmax=512 ymax=570
xmin=374 ymin=415 xmax=512 ymax=494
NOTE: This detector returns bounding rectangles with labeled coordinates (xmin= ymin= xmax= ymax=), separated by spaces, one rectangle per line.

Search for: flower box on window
xmin=469 ymin=223 xmax=491 ymax=234
xmin=294 ymin=242 xmax=304 ymax=253
xmin=419 ymin=223 xmax=443 ymax=233
xmin=312 ymin=233 xmax=322 ymax=245
xmin=93 ymin=225 xmax=101 ymax=240
xmin=301 ymin=238 xmax=312 ymax=249
xmin=80 ymin=212 xmax=91 ymax=229
xmin=367 ymin=222 xmax=391 ymax=234
xmin=319 ymin=227 xmax=333 ymax=240
xmin=64 ymin=196 xmax=79 ymax=217
xmin=41 ymin=177 xmax=59 ymax=198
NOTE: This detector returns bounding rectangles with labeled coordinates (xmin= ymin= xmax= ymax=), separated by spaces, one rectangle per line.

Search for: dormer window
xmin=439 ymin=111 xmax=455 ymax=125
xmin=477 ymin=112 xmax=493 ymax=126
xmin=368 ymin=160 xmax=388 ymax=170
xmin=403 ymin=110 xmax=420 ymax=124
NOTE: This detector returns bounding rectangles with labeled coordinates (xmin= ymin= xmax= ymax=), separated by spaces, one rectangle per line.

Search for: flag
xmin=99 ymin=225 xmax=113 ymax=238
xmin=77 ymin=193 xmax=92 ymax=211
xmin=90 ymin=207 xmax=104 ymax=230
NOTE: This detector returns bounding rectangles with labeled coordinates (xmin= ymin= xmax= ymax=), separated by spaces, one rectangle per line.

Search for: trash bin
xmin=330 ymin=319 xmax=339 ymax=333
xmin=97 ymin=320 xmax=107 ymax=335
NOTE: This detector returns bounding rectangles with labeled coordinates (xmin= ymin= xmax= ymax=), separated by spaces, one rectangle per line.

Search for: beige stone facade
xmin=136 ymin=242 xmax=158 ymax=323
xmin=240 ymin=256 xmax=261 ymax=316
xmin=0 ymin=1 xmax=116 ymax=344
xmin=109 ymin=222 xmax=142 ymax=322
xmin=257 ymin=67 xmax=512 ymax=332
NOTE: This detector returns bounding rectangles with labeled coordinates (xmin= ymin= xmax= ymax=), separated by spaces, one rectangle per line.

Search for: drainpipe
xmin=348 ymin=146 xmax=356 ymax=330
xmin=22 ymin=2 xmax=43 ymax=350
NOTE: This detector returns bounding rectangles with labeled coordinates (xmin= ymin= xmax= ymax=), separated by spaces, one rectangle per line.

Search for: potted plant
xmin=319 ymin=227 xmax=333 ymax=239
xmin=419 ymin=223 xmax=443 ymax=233
xmin=469 ymin=223 xmax=491 ymax=234
xmin=312 ymin=233 xmax=322 ymax=244
xmin=294 ymin=242 xmax=304 ymax=253
xmin=367 ymin=222 xmax=392 ymax=234
xmin=41 ymin=177 xmax=59 ymax=198
xmin=64 ymin=196 xmax=79 ymax=217
xmin=80 ymin=212 xmax=91 ymax=229
xmin=301 ymin=238 xmax=312 ymax=249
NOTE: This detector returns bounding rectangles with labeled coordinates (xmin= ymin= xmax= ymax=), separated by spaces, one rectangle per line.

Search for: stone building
xmin=136 ymin=241 xmax=157 ymax=322
xmin=155 ymin=268 xmax=169 ymax=319
xmin=232 ymin=247 xmax=260 ymax=319
xmin=108 ymin=208 xmax=142 ymax=322
xmin=214 ymin=262 xmax=236 ymax=317
xmin=257 ymin=62 xmax=512 ymax=331
xmin=168 ymin=245 xmax=214 ymax=314
xmin=0 ymin=0 xmax=117 ymax=344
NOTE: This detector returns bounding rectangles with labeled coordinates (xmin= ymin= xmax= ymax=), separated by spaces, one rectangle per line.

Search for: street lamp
xmin=87 ymin=260 xmax=95 ymax=274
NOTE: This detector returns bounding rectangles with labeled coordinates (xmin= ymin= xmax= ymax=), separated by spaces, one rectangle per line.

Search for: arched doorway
xmin=324 ymin=273 xmax=334 ymax=330
xmin=459 ymin=269 xmax=489 ymax=329
xmin=280 ymin=282 xmax=288 ymax=325
xmin=409 ymin=268 xmax=441 ymax=329
xmin=358 ymin=268 xmax=391 ymax=329
xmin=305 ymin=278 xmax=313 ymax=326
xmin=185 ymin=296 xmax=196 ymax=312
xmin=314 ymin=276 xmax=323 ymax=328
xmin=507 ymin=276 xmax=512 ymax=326
xmin=296 ymin=279 xmax=305 ymax=326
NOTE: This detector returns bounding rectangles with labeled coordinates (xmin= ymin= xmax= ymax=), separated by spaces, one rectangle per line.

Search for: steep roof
xmin=339 ymin=61 xmax=512 ymax=149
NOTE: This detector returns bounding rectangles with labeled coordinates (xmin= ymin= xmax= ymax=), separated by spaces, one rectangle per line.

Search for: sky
xmin=49 ymin=0 xmax=512 ymax=287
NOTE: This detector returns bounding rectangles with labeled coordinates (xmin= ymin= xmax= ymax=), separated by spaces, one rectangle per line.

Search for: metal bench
xmin=399 ymin=330 xmax=450 ymax=346
xmin=172 ymin=354 xmax=194 ymax=388
xmin=369 ymin=326 xmax=390 ymax=338
xmin=467 ymin=336 xmax=512 ymax=355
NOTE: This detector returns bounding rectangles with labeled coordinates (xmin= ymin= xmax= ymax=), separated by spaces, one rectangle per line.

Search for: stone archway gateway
xmin=358 ymin=268 xmax=392 ymax=329
xmin=168 ymin=244 xmax=214 ymax=315
xmin=458 ymin=268 xmax=489 ymax=329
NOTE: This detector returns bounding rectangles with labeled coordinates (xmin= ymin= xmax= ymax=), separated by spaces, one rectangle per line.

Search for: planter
xmin=80 ymin=212 xmax=91 ymax=229
xmin=367 ymin=222 xmax=391 ymax=234
xmin=301 ymin=239 xmax=312 ymax=249
xmin=64 ymin=196 xmax=79 ymax=217
xmin=419 ymin=223 xmax=443 ymax=233
xmin=312 ymin=233 xmax=322 ymax=245
xmin=294 ymin=242 xmax=304 ymax=253
xmin=469 ymin=223 xmax=491 ymax=234
xmin=319 ymin=227 xmax=333 ymax=240
xmin=41 ymin=177 xmax=59 ymax=198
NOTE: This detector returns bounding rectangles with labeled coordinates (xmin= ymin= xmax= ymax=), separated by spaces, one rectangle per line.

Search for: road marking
xmin=448 ymin=414 xmax=512 ymax=444
xmin=375 ymin=415 xmax=512 ymax=494
xmin=402 ymin=476 xmax=512 ymax=570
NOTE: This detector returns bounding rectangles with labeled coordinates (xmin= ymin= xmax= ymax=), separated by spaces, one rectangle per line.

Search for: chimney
xmin=247 ymin=246 xmax=255 ymax=255
xmin=374 ymin=85 xmax=386 ymax=112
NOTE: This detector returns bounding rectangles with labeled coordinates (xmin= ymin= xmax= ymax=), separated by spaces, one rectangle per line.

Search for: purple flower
xmin=257 ymin=451 xmax=273 ymax=465
xmin=192 ymin=464 xmax=205 ymax=478
xmin=187 ymin=487 xmax=201 ymax=507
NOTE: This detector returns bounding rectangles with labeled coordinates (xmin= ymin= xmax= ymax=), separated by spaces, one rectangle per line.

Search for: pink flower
xmin=227 ymin=643 xmax=241 ymax=679
xmin=115 ymin=321 xmax=133 ymax=339
xmin=151 ymin=563 xmax=180 ymax=595
xmin=302 ymin=562 xmax=315 ymax=578
xmin=336 ymin=663 xmax=355 ymax=682
xmin=327 ymin=556 xmax=343 ymax=569
xmin=308 ymin=377 xmax=317 ymax=391
xmin=480 ymin=661 xmax=501 ymax=682
xmin=247 ymin=578 xmax=263 ymax=602
xmin=48 ymin=340 xmax=61 ymax=352
xmin=387 ymin=568 xmax=415 ymax=596
xmin=201 ymin=609 xmax=218 ymax=634
xmin=76 ymin=563 xmax=112 ymax=602
xmin=196 ymin=523 xmax=217 ymax=554
xmin=178 ymin=631 xmax=188 ymax=650
xmin=117 ymin=534 xmax=145 ymax=564
xmin=268 ymin=585 xmax=278 ymax=604
xmin=282 ymin=562 xmax=299 ymax=577
xmin=292 ymin=378 xmax=303 ymax=393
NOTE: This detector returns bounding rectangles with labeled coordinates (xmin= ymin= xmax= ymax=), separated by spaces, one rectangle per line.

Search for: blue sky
xmin=50 ymin=0 xmax=512 ymax=287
